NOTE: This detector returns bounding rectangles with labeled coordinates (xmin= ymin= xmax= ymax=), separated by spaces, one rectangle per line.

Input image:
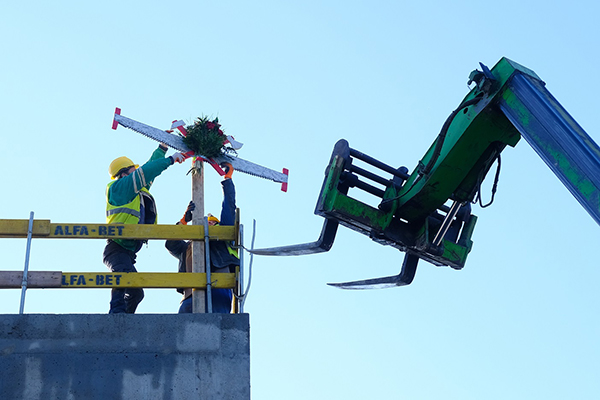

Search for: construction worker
xmin=166 ymin=163 xmax=240 ymax=313
xmin=104 ymin=144 xmax=186 ymax=314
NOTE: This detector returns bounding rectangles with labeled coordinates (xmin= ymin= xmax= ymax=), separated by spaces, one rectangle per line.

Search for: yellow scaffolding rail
xmin=0 ymin=216 xmax=245 ymax=313
xmin=0 ymin=271 xmax=236 ymax=289
xmin=0 ymin=219 xmax=237 ymax=241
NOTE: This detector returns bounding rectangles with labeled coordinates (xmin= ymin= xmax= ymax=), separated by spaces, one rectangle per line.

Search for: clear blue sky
xmin=1 ymin=1 xmax=599 ymax=399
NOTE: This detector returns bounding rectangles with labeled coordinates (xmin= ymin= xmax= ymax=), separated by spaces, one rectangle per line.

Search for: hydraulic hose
xmin=421 ymin=97 xmax=482 ymax=177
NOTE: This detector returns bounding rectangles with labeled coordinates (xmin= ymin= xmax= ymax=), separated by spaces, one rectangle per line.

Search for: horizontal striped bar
xmin=0 ymin=220 xmax=236 ymax=241
xmin=0 ymin=271 xmax=236 ymax=289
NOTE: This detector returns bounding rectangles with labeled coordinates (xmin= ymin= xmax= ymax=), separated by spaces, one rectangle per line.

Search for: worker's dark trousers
xmin=102 ymin=240 xmax=144 ymax=314
xmin=178 ymin=288 xmax=233 ymax=313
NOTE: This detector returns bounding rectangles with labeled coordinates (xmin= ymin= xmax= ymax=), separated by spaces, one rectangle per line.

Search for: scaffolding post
xmin=203 ymin=216 xmax=212 ymax=313
xmin=19 ymin=211 xmax=34 ymax=314
xmin=239 ymin=224 xmax=244 ymax=313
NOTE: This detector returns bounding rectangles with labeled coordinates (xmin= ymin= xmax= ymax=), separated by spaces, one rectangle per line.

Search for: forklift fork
xmin=327 ymin=253 xmax=419 ymax=290
xmin=248 ymin=218 xmax=339 ymax=256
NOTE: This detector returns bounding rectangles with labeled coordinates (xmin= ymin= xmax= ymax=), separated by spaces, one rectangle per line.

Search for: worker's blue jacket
xmin=166 ymin=179 xmax=240 ymax=296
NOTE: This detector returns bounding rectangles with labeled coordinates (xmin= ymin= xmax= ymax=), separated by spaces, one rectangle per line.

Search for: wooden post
xmin=191 ymin=158 xmax=206 ymax=313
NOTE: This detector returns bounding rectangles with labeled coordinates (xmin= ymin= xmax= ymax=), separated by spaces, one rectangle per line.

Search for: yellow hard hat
xmin=109 ymin=156 xmax=138 ymax=179
xmin=207 ymin=214 xmax=220 ymax=223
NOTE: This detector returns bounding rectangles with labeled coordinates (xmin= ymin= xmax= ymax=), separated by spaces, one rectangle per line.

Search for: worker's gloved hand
xmin=171 ymin=153 xmax=186 ymax=164
xmin=221 ymin=162 xmax=234 ymax=179
xmin=184 ymin=201 xmax=195 ymax=223
xmin=179 ymin=201 xmax=195 ymax=225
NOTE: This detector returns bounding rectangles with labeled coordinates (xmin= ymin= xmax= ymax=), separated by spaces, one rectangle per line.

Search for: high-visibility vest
xmin=227 ymin=244 xmax=239 ymax=259
xmin=105 ymin=182 xmax=155 ymax=225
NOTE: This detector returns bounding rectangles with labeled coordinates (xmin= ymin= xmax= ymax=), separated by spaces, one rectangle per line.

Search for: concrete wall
xmin=0 ymin=314 xmax=250 ymax=400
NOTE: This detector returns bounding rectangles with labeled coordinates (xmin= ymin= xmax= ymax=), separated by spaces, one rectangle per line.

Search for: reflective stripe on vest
xmin=106 ymin=207 xmax=141 ymax=219
xmin=106 ymin=181 xmax=151 ymax=225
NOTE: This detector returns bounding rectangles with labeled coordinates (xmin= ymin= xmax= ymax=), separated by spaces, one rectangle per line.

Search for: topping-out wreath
xmin=181 ymin=116 xmax=236 ymax=158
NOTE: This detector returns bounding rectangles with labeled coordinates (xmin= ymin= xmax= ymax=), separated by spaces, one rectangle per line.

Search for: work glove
xmin=171 ymin=153 xmax=186 ymax=164
xmin=179 ymin=201 xmax=195 ymax=225
xmin=221 ymin=162 xmax=234 ymax=179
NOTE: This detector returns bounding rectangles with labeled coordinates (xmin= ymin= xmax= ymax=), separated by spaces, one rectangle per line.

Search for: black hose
xmin=421 ymin=97 xmax=482 ymax=177
xmin=380 ymin=96 xmax=482 ymax=207
xmin=475 ymin=152 xmax=501 ymax=208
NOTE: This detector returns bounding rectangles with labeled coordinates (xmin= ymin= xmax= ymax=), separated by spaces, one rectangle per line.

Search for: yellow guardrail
xmin=1 ymin=216 xmax=244 ymax=313
xmin=0 ymin=219 xmax=236 ymax=241
xmin=0 ymin=271 xmax=236 ymax=289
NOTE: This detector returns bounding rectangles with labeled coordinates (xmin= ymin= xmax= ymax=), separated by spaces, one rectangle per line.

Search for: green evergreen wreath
xmin=181 ymin=116 xmax=226 ymax=158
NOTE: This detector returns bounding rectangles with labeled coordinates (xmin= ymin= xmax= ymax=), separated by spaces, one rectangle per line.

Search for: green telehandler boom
xmin=252 ymin=57 xmax=600 ymax=289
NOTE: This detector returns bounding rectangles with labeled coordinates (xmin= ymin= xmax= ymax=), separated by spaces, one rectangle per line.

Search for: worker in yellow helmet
xmin=166 ymin=163 xmax=240 ymax=313
xmin=103 ymin=143 xmax=186 ymax=314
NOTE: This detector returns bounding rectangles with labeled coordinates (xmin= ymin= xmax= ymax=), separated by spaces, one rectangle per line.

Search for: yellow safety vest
xmin=227 ymin=245 xmax=239 ymax=259
xmin=105 ymin=182 xmax=155 ymax=225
